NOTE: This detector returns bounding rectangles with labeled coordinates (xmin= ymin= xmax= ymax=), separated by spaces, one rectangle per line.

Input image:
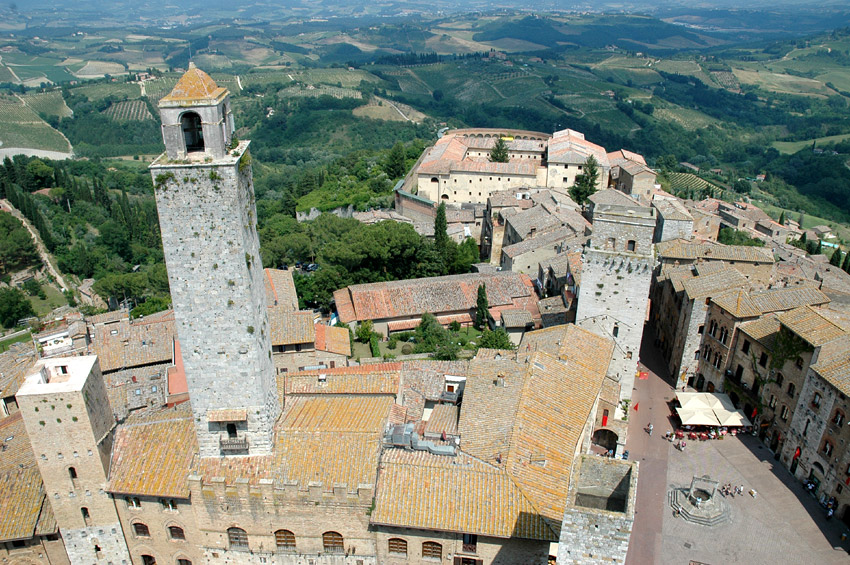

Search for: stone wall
xmin=374 ymin=526 xmax=549 ymax=565
xmin=151 ymin=143 xmax=280 ymax=457
xmin=417 ymin=169 xmax=543 ymax=205
xmin=558 ymin=456 xmax=637 ymax=565
xmin=188 ymin=476 xmax=376 ymax=563
xmin=116 ymin=495 xmax=201 ymax=565
xmin=577 ymin=250 xmax=654 ymax=406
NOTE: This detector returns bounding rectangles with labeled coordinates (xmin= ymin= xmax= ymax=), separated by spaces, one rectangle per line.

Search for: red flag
xmin=751 ymin=407 xmax=758 ymax=419
xmin=633 ymin=402 xmax=639 ymax=411
xmin=793 ymin=447 xmax=801 ymax=461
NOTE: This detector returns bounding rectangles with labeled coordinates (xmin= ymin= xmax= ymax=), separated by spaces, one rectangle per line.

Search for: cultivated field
xmin=20 ymin=91 xmax=73 ymax=118
xmin=667 ymin=172 xmax=723 ymax=194
xmin=772 ymin=133 xmax=850 ymax=154
xmin=732 ymin=68 xmax=832 ymax=97
xmin=0 ymin=95 xmax=71 ymax=153
xmin=75 ymin=81 xmax=141 ymax=101
xmin=103 ymin=99 xmax=153 ymax=121
xmin=73 ymin=61 xmax=128 ymax=78
xmin=279 ymin=85 xmax=362 ymax=99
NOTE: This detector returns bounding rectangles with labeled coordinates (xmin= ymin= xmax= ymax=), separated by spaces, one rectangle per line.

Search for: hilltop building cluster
xmin=2 ymin=66 xmax=850 ymax=565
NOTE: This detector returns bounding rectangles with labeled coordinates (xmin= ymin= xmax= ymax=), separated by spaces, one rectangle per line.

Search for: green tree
xmin=478 ymin=328 xmax=516 ymax=350
xmin=414 ymin=313 xmax=448 ymax=352
xmin=842 ymin=250 xmax=850 ymax=273
xmin=569 ymin=155 xmax=599 ymax=206
xmin=830 ymin=248 xmax=843 ymax=267
xmin=434 ymin=201 xmax=449 ymax=257
xmin=0 ymin=287 xmax=35 ymax=328
xmin=385 ymin=142 xmax=407 ymax=179
xmin=475 ymin=283 xmax=489 ymax=330
xmin=778 ymin=211 xmax=786 ymax=225
xmin=489 ymin=137 xmax=509 ymax=163
xmin=356 ymin=320 xmax=375 ymax=343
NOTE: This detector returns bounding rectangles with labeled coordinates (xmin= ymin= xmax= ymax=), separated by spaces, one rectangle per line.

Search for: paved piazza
xmin=625 ymin=333 xmax=850 ymax=564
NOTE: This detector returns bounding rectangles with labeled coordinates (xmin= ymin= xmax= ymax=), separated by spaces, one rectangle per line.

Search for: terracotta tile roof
xmin=811 ymin=340 xmax=850 ymax=396
xmin=107 ymin=404 xmax=197 ymax=498
xmin=274 ymin=396 xmax=390 ymax=490
xmin=712 ymin=286 xmax=830 ymax=319
xmin=372 ymin=449 xmax=555 ymax=540
xmin=777 ymin=306 xmax=847 ymax=347
xmin=502 ymin=228 xmax=583 ymax=259
xmin=314 ymin=324 xmax=351 ymax=356
xmin=607 ymin=149 xmax=646 ymax=166
xmin=264 ymin=268 xmax=299 ymax=311
xmin=375 ymin=346 xmax=607 ymax=539
xmin=506 ymin=203 xmax=590 ymax=241
xmin=333 ymin=272 xmax=536 ymax=323
xmin=423 ymin=404 xmax=458 ymax=437
xmin=86 ymin=310 xmax=128 ymax=325
xmin=548 ymin=129 xmax=610 ymax=167
xmin=91 ymin=312 xmax=175 ymax=372
xmin=197 ymin=455 xmax=273 ymax=485
xmin=473 ymin=348 xmax=518 ymax=360
xmin=281 ymin=365 xmax=401 ymax=396
xmin=104 ymin=363 xmax=170 ymax=418
xmin=501 ymin=308 xmax=534 ymax=328
xmin=656 ymin=239 xmax=774 ymax=264
xmin=589 ymin=189 xmax=640 ymax=207
xmin=654 ymin=198 xmax=693 ymax=222
xmin=682 ymin=268 xmax=748 ymax=299
xmin=0 ymin=413 xmax=48 ymax=542
xmin=160 ymin=63 xmax=227 ymax=103
xmin=739 ymin=315 xmax=780 ymax=350
xmin=268 ymin=309 xmax=315 ymax=346
xmin=0 ymin=341 xmax=37 ymax=399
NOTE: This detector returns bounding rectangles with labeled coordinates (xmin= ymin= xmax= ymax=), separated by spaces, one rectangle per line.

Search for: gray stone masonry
xmin=577 ymin=250 xmax=654 ymax=407
xmin=17 ymin=357 xmax=131 ymax=565
xmin=577 ymin=202 xmax=656 ymax=409
xmin=558 ymin=456 xmax=637 ymax=565
xmin=150 ymin=143 xmax=279 ymax=457
xmin=159 ymin=96 xmax=234 ymax=160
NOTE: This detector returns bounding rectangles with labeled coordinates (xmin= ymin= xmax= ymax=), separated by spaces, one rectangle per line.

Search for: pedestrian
xmin=648 ymin=423 xmax=654 ymax=436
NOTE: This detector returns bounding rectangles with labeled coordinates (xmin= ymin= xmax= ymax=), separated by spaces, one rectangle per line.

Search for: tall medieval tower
xmin=576 ymin=194 xmax=656 ymax=414
xmin=150 ymin=64 xmax=279 ymax=457
xmin=17 ymin=357 xmax=132 ymax=564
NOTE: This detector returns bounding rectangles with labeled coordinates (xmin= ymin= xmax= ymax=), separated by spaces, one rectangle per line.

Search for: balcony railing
xmin=220 ymin=437 xmax=249 ymax=452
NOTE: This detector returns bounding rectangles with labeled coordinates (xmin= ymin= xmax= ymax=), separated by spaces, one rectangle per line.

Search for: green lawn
xmin=29 ymin=284 xmax=68 ymax=317
xmin=0 ymin=331 xmax=30 ymax=353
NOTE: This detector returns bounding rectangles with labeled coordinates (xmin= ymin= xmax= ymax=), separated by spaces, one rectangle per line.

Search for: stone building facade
xmin=150 ymin=66 xmax=279 ymax=458
xmin=576 ymin=191 xmax=656 ymax=412
xmin=17 ymin=357 xmax=131 ymax=565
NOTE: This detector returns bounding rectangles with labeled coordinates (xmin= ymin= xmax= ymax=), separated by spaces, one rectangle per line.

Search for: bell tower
xmin=150 ymin=65 xmax=279 ymax=457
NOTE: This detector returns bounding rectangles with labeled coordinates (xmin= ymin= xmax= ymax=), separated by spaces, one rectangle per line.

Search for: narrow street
xmin=624 ymin=325 xmax=676 ymax=565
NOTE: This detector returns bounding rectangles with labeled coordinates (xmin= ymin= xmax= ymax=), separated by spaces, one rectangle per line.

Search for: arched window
xmin=181 ymin=112 xmax=204 ymax=153
xmin=177 ymin=560 xmax=192 ymax=565
xmin=431 ymin=177 xmax=439 ymax=183
xmin=133 ymin=523 xmax=150 ymax=537
xmin=275 ymin=529 xmax=296 ymax=552
xmin=81 ymin=507 xmax=91 ymax=526
xmin=422 ymin=541 xmax=442 ymax=559
xmin=168 ymin=526 xmax=185 ymax=540
xmin=388 ymin=538 xmax=407 ymax=555
xmin=227 ymin=527 xmax=248 ymax=550
xmin=141 ymin=556 xmax=156 ymax=565
xmin=775 ymin=373 xmax=784 ymax=387
xmin=322 ymin=531 xmax=344 ymax=554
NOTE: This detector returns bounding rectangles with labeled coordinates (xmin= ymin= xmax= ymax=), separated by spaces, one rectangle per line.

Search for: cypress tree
xmin=475 ymin=283 xmax=489 ymax=330
xmin=830 ymin=248 xmax=843 ymax=267
xmin=778 ymin=211 xmax=786 ymax=225
xmin=434 ymin=201 xmax=448 ymax=255
xmin=842 ymin=251 xmax=850 ymax=273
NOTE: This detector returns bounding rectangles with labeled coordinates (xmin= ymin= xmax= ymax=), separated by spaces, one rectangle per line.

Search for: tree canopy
xmin=489 ymin=137 xmax=509 ymax=163
xmin=569 ymin=155 xmax=600 ymax=206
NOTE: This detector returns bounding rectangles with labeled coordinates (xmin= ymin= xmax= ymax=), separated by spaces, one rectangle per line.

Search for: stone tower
xmin=17 ymin=357 xmax=132 ymax=564
xmin=150 ymin=64 xmax=279 ymax=458
xmin=576 ymin=192 xmax=656 ymax=412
